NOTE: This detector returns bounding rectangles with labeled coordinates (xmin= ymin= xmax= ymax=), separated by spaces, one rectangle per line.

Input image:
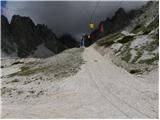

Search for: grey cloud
xmin=2 ymin=1 xmax=147 ymax=40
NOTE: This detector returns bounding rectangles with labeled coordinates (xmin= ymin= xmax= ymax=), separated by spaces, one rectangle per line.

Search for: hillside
xmin=1 ymin=46 xmax=158 ymax=118
xmin=95 ymin=1 xmax=159 ymax=74
xmin=90 ymin=1 xmax=158 ymax=42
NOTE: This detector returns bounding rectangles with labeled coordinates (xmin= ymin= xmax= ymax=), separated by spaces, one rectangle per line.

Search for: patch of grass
xmin=21 ymin=66 xmax=30 ymax=71
xmin=119 ymin=41 xmax=133 ymax=62
xmin=97 ymin=32 xmax=123 ymax=47
xmin=120 ymin=46 xmax=132 ymax=62
xmin=131 ymin=49 xmax=143 ymax=63
xmin=138 ymin=54 xmax=159 ymax=65
xmin=8 ymin=48 xmax=84 ymax=80
xmin=9 ymin=65 xmax=48 ymax=77
xmin=151 ymin=33 xmax=159 ymax=41
xmin=143 ymin=17 xmax=159 ymax=35
xmin=121 ymin=51 xmax=132 ymax=62
xmin=131 ymin=25 xmax=146 ymax=34
xmin=144 ymin=37 xmax=159 ymax=52
xmin=117 ymin=36 xmax=135 ymax=44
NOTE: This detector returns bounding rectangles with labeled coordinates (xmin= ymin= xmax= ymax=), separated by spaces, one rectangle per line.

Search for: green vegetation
xmin=9 ymin=65 xmax=47 ymax=77
xmin=143 ymin=17 xmax=159 ymax=34
xmin=131 ymin=25 xmax=146 ymax=34
xmin=138 ymin=53 xmax=159 ymax=65
xmin=117 ymin=36 xmax=135 ymax=44
xmin=131 ymin=17 xmax=159 ymax=35
xmin=152 ymin=35 xmax=159 ymax=42
xmin=97 ymin=32 xmax=123 ymax=47
xmin=121 ymin=50 xmax=132 ymax=62
xmin=8 ymin=48 xmax=84 ymax=79
xmin=145 ymin=39 xmax=159 ymax=52
xmin=137 ymin=35 xmax=159 ymax=53
xmin=131 ymin=49 xmax=142 ymax=63
xmin=21 ymin=66 xmax=30 ymax=71
xmin=120 ymin=44 xmax=132 ymax=62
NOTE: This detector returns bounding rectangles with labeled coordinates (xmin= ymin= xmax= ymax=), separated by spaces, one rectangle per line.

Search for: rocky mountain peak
xmin=114 ymin=8 xmax=126 ymax=17
xmin=11 ymin=15 xmax=35 ymax=27
xmin=1 ymin=15 xmax=78 ymax=58
xmin=90 ymin=8 xmax=130 ymax=42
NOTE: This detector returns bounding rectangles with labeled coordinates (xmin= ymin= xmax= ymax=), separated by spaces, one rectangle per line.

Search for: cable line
xmin=88 ymin=0 xmax=123 ymax=30
xmin=90 ymin=0 xmax=101 ymax=23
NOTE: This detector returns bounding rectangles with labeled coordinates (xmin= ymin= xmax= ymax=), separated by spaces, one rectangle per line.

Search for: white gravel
xmin=130 ymin=35 xmax=153 ymax=49
xmin=1 ymin=47 xmax=158 ymax=118
xmin=129 ymin=49 xmax=137 ymax=62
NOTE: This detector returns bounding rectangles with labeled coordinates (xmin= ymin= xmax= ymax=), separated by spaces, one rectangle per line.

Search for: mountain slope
xmin=1 ymin=15 xmax=78 ymax=58
xmin=95 ymin=1 xmax=159 ymax=74
xmin=1 ymin=47 xmax=158 ymax=118
xmin=90 ymin=1 xmax=158 ymax=43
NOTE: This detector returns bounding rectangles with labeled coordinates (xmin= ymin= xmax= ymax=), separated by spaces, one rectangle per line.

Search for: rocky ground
xmin=1 ymin=46 xmax=158 ymax=118
xmin=1 ymin=48 xmax=84 ymax=104
xmin=96 ymin=15 xmax=158 ymax=74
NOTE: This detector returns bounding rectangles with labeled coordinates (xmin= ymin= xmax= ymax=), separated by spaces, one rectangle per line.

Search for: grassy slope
xmin=8 ymin=48 xmax=84 ymax=78
xmin=96 ymin=16 xmax=159 ymax=74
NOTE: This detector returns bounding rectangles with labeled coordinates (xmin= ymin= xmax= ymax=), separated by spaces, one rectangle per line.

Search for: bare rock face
xmin=1 ymin=15 xmax=17 ymax=55
xmin=110 ymin=8 xmax=130 ymax=31
xmin=35 ymin=24 xmax=66 ymax=54
xmin=91 ymin=8 xmax=130 ymax=41
xmin=10 ymin=15 xmax=41 ymax=57
xmin=1 ymin=15 xmax=71 ymax=57
xmin=91 ymin=1 xmax=159 ymax=44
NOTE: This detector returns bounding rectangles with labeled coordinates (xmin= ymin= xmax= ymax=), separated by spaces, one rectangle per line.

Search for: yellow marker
xmin=89 ymin=23 xmax=94 ymax=29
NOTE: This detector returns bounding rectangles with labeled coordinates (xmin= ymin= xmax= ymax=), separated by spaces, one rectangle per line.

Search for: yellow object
xmin=89 ymin=23 xmax=94 ymax=29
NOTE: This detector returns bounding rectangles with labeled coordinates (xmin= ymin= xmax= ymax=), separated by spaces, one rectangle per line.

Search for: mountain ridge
xmin=1 ymin=15 xmax=78 ymax=58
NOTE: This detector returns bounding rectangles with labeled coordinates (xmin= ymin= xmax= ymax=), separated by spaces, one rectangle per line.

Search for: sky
xmin=1 ymin=1 xmax=147 ymax=40
xmin=1 ymin=1 xmax=7 ymax=7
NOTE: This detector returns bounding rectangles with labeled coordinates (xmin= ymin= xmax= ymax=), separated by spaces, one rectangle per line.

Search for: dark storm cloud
xmin=2 ymin=1 xmax=147 ymax=40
